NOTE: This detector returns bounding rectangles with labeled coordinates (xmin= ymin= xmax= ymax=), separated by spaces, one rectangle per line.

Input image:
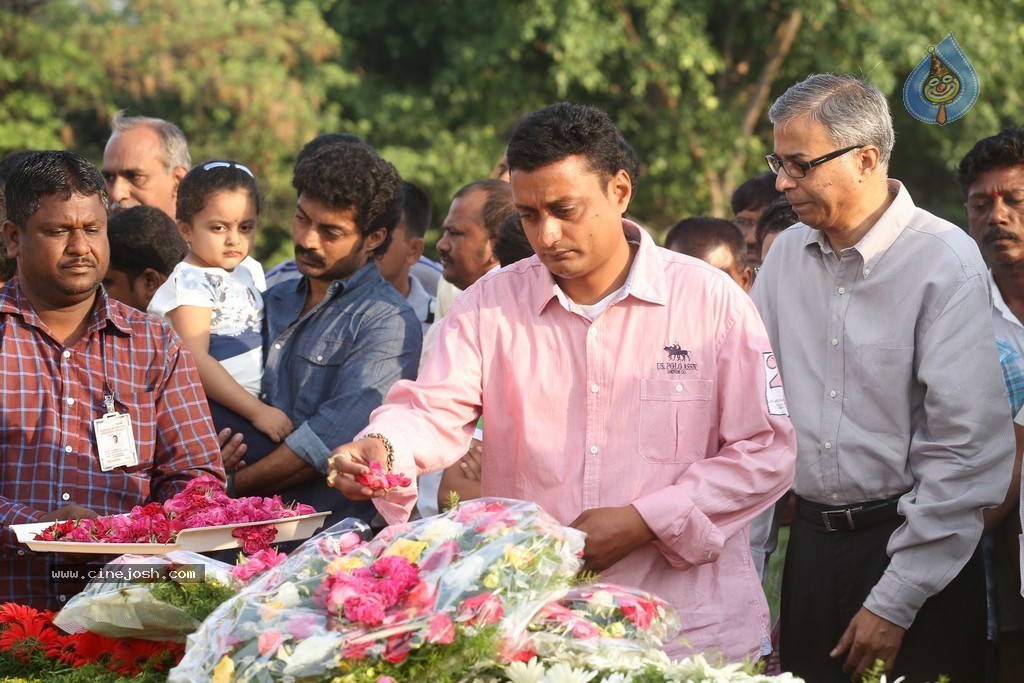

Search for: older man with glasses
xmin=750 ymin=73 xmax=1013 ymax=682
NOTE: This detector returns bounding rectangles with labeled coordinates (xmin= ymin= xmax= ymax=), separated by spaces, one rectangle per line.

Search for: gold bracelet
xmin=361 ymin=433 xmax=394 ymax=472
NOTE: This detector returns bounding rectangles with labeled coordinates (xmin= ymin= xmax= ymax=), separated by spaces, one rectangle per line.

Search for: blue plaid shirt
xmin=998 ymin=338 xmax=1024 ymax=417
xmin=262 ymin=261 xmax=422 ymax=528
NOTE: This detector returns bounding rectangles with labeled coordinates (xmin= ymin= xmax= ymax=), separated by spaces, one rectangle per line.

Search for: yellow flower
xmin=326 ymin=556 xmax=366 ymax=576
xmin=483 ymin=569 xmax=501 ymax=589
xmin=382 ymin=538 xmax=429 ymax=563
xmin=212 ymin=655 xmax=235 ymax=683
xmin=607 ymin=620 xmax=626 ymax=638
xmin=258 ymin=601 xmax=284 ymax=619
xmin=504 ymin=544 xmax=536 ymax=570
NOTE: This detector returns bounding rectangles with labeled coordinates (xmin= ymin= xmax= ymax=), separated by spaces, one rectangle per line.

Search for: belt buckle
xmin=821 ymin=506 xmax=862 ymax=532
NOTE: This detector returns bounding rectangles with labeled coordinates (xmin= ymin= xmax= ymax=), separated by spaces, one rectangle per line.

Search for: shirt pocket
xmin=294 ymin=339 xmax=346 ymax=415
xmin=115 ymin=391 xmax=157 ymax=470
xmin=296 ymin=338 xmax=347 ymax=368
xmin=851 ymin=345 xmax=914 ymax=435
xmin=638 ymin=378 xmax=713 ymax=464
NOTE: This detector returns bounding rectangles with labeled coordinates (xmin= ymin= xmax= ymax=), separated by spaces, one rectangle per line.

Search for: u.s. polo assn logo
xmin=657 ymin=342 xmax=699 ymax=375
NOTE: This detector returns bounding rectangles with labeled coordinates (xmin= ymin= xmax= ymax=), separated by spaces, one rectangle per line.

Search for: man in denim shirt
xmin=230 ymin=141 xmax=422 ymax=527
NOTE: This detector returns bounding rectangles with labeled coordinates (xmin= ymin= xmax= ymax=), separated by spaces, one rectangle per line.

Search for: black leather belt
xmin=796 ymin=495 xmax=903 ymax=533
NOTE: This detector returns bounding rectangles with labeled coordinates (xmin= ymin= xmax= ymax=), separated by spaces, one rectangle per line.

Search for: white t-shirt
xmin=148 ymin=261 xmax=264 ymax=395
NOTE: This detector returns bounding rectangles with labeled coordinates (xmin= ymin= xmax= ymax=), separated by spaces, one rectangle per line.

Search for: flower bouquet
xmin=51 ymin=549 xmax=288 ymax=643
xmin=169 ymin=499 xmax=585 ymax=682
xmin=509 ymin=583 xmax=680 ymax=661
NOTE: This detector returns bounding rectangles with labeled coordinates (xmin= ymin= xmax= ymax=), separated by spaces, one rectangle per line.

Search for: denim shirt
xmin=262 ymin=260 xmax=422 ymax=525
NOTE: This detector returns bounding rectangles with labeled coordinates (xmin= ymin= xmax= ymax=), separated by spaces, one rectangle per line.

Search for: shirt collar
xmin=989 ymin=268 xmax=1024 ymax=330
xmin=302 ymin=259 xmax=381 ymax=301
xmin=804 ymin=179 xmax=913 ymax=279
xmin=534 ymin=218 xmax=666 ymax=315
xmin=1 ymin=277 xmax=133 ymax=336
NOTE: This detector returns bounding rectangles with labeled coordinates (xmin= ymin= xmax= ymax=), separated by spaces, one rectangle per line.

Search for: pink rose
xmin=426 ymin=613 xmax=455 ymax=645
xmin=258 ymin=629 xmax=284 ymax=656
xmin=457 ymin=593 xmax=504 ymax=626
xmin=343 ymin=594 xmax=387 ymax=626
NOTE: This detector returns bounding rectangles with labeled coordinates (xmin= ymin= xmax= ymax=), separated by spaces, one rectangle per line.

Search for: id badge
xmin=94 ymin=398 xmax=138 ymax=471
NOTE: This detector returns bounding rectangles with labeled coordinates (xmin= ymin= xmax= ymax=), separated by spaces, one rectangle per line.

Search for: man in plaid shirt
xmin=0 ymin=150 xmax=223 ymax=608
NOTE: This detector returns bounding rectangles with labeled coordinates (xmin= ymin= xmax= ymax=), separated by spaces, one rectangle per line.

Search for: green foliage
xmin=149 ymin=578 xmax=236 ymax=623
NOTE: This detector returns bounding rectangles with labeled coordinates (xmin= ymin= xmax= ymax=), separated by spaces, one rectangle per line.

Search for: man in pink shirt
xmin=327 ymin=102 xmax=796 ymax=662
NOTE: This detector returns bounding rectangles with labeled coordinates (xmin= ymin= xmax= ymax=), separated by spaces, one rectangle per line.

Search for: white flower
xmin=274 ymin=581 xmax=301 ymax=608
xmin=281 ymin=634 xmax=340 ymax=676
xmin=441 ymin=554 xmax=486 ymax=593
xmin=504 ymin=657 xmax=546 ymax=683
xmin=602 ymin=674 xmax=631 ymax=683
xmin=416 ymin=518 xmax=463 ymax=544
xmin=540 ymin=662 xmax=598 ymax=683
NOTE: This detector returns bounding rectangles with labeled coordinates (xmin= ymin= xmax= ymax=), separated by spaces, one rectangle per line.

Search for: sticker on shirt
xmin=656 ymin=342 xmax=700 ymax=375
xmin=763 ymin=352 xmax=788 ymax=416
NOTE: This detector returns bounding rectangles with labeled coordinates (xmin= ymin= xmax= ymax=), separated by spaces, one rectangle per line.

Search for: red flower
xmin=0 ymin=617 xmax=61 ymax=662
xmin=232 ymin=524 xmax=279 ymax=554
xmin=0 ymin=602 xmax=49 ymax=626
xmin=457 ymin=593 xmax=504 ymax=626
xmin=381 ymin=632 xmax=412 ymax=664
xmin=426 ymin=613 xmax=455 ymax=645
xmin=45 ymin=633 xmax=82 ymax=666
xmin=109 ymin=638 xmax=183 ymax=676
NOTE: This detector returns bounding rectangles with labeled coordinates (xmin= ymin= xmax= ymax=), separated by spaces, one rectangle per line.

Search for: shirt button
xmin=17 ymin=549 xmax=24 ymax=556
xmin=829 ymin=390 xmax=837 ymax=398
xmin=675 ymin=384 xmax=683 ymax=392
xmin=62 ymin=350 xmax=71 ymax=359
xmin=864 ymin=268 xmax=871 ymax=276
xmin=274 ymin=343 xmax=282 ymax=350
xmin=590 ymin=384 xmax=599 ymax=393
xmin=64 ymin=445 xmax=73 ymax=453
xmin=824 ymin=441 xmax=832 ymax=449
xmin=589 ymin=327 xmax=598 ymax=336
xmin=59 ymin=595 xmax=67 ymax=603
xmin=316 ymin=355 xmax=324 ymax=362
xmin=62 ymin=492 xmax=71 ymax=501
xmin=590 ymin=445 xmax=599 ymax=454
xmin=837 ymin=287 xmax=846 ymax=294
xmin=831 ymin=338 xmax=839 ymax=346
xmin=832 ymin=493 xmax=839 ymax=501
xmin=66 ymin=397 xmax=75 ymax=406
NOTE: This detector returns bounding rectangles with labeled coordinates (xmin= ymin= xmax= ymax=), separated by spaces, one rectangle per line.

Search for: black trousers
xmin=780 ymin=512 xmax=986 ymax=683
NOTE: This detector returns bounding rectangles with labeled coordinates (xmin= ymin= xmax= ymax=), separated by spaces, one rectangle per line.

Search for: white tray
xmin=11 ymin=511 xmax=330 ymax=555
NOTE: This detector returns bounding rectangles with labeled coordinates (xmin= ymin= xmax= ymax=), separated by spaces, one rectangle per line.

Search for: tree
xmin=0 ymin=0 xmax=351 ymax=261
xmin=322 ymin=0 xmax=1024 ymax=233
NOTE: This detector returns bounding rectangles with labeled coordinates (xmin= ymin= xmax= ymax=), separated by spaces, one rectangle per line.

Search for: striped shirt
xmin=0 ymin=279 xmax=224 ymax=608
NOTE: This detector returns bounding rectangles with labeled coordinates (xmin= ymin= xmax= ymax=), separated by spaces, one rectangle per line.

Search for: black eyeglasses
xmin=201 ymin=161 xmax=254 ymax=177
xmin=765 ymin=145 xmax=862 ymax=179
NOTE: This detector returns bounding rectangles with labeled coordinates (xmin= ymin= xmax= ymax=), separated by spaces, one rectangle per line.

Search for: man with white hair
xmin=102 ymin=112 xmax=191 ymax=217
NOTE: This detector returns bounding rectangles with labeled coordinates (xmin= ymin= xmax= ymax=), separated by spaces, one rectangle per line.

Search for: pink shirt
xmin=365 ymin=222 xmax=796 ymax=661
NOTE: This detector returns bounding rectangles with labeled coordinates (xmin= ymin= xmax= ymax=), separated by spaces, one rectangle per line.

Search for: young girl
xmin=148 ymin=161 xmax=291 ymax=458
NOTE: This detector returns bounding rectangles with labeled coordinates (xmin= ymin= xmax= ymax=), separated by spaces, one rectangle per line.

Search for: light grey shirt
xmin=751 ymin=180 xmax=1014 ymax=628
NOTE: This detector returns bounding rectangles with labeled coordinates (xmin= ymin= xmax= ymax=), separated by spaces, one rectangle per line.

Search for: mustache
xmin=985 ymin=228 xmax=1020 ymax=243
xmin=61 ymin=258 xmax=97 ymax=268
xmin=294 ymin=245 xmax=325 ymax=266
